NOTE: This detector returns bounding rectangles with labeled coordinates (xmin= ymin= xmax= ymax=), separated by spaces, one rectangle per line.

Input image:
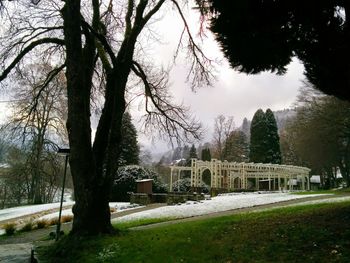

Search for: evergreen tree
xmin=189 ymin=144 xmax=198 ymax=159
xmin=118 ymin=112 xmax=139 ymax=166
xmin=249 ymin=109 xmax=282 ymax=164
xmin=201 ymin=148 xmax=212 ymax=161
xmin=198 ymin=0 xmax=350 ymax=101
xmin=265 ymin=109 xmax=282 ymax=164
xmin=249 ymin=109 xmax=269 ymax=163
xmin=223 ymin=130 xmax=249 ymax=162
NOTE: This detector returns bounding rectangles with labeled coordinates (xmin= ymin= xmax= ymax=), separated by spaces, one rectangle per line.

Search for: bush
xmin=36 ymin=219 xmax=48 ymax=229
xmin=49 ymin=218 xmax=59 ymax=226
xmin=110 ymin=165 xmax=168 ymax=201
xmin=20 ymin=221 xmax=33 ymax=232
xmin=61 ymin=215 xmax=73 ymax=223
xmin=172 ymin=178 xmax=209 ymax=193
xmin=4 ymin=223 xmax=16 ymax=235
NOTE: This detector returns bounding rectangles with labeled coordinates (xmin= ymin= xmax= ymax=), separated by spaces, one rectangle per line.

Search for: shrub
xmin=111 ymin=165 xmax=168 ymax=201
xmin=4 ymin=223 xmax=16 ymax=235
xmin=36 ymin=219 xmax=49 ymax=229
xmin=20 ymin=221 xmax=33 ymax=232
xmin=61 ymin=215 xmax=73 ymax=223
xmin=49 ymin=218 xmax=59 ymax=226
xmin=172 ymin=178 xmax=209 ymax=193
xmin=110 ymin=207 xmax=116 ymax=213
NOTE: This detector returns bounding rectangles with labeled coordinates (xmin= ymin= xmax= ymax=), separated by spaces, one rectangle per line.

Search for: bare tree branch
xmin=0 ymin=38 xmax=64 ymax=81
xmin=131 ymin=60 xmax=202 ymax=144
xmin=171 ymin=0 xmax=215 ymax=89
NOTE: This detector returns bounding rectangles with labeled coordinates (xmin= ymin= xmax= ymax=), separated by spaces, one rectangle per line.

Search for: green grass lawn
xmin=41 ymin=201 xmax=350 ymax=263
xmin=294 ymin=187 xmax=350 ymax=195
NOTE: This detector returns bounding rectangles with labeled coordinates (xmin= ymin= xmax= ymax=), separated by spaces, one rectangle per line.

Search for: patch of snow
xmin=0 ymin=202 xmax=75 ymax=223
xmin=35 ymin=202 xmax=142 ymax=221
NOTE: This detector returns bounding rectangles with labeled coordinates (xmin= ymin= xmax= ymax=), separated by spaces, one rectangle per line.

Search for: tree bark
xmin=62 ymin=0 xmax=113 ymax=235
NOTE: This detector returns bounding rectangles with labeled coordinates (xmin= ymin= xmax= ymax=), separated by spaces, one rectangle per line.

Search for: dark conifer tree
xmin=117 ymin=112 xmax=139 ymax=166
xmin=197 ymin=0 xmax=350 ymax=101
xmin=201 ymin=148 xmax=212 ymax=161
xmin=249 ymin=109 xmax=268 ymax=163
xmin=265 ymin=109 xmax=282 ymax=164
xmin=189 ymin=144 xmax=198 ymax=159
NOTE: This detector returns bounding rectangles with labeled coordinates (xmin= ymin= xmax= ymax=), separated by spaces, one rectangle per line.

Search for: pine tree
xmin=249 ymin=109 xmax=282 ymax=164
xmin=265 ymin=109 xmax=282 ymax=164
xmin=249 ymin=109 xmax=269 ymax=163
xmin=189 ymin=144 xmax=198 ymax=159
xmin=117 ymin=112 xmax=139 ymax=166
xmin=201 ymin=148 xmax=212 ymax=161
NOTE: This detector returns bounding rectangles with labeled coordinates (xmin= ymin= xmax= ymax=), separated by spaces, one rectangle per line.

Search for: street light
xmin=56 ymin=148 xmax=70 ymax=241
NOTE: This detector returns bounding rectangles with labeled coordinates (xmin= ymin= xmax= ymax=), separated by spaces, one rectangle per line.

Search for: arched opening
xmin=201 ymin=168 xmax=211 ymax=193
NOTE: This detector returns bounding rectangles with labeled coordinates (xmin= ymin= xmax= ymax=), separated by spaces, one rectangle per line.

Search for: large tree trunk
xmin=62 ymin=0 xmax=146 ymax=235
xmin=63 ymin=0 xmax=114 ymax=235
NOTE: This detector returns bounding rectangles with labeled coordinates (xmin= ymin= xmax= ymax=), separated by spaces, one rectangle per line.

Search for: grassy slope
xmin=42 ymin=201 xmax=350 ymax=263
xmin=294 ymin=187 xmax=350 ymax=195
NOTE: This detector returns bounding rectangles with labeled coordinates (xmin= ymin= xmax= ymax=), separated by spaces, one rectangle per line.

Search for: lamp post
xmin=56 ymin=148 xmax=70 ymax=241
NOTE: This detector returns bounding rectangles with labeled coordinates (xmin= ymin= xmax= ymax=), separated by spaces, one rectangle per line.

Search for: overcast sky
xmin=0 ymin=1 xmax=306 ymax=156
xmin=133 ymin=4 xmax=305 ymax=154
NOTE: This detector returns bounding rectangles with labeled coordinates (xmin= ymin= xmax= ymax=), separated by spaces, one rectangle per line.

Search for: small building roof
xmin=136 ymin=179 xmax=154 ymax=183
xmin=310 ymin=175 xmax=321 ymax=184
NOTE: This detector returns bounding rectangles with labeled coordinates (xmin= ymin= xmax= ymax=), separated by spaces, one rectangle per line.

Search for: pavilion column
xmin=278 ymin=175 xmax=281 ymax=191
xmin=170 ymin=168 xmax=173 ymax=192
xmin=307 ymin=175 xmax=310 ymax=190
xmin=302 ymin=176 xmax=305 ymax=190
xmin=285 ymin=176 xmax=287 ymax=190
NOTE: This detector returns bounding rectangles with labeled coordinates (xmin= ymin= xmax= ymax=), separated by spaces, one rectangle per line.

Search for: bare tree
xmin=212 ymin=115 xmax=234 ymax=160
xmin=0 ymin=0 xmax=214 ymax=235
xmin=1 ymin=63 xmax=67 ymax=204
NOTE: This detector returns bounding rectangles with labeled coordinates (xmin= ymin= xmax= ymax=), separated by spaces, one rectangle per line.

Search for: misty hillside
xmin=238 ymin=108 xmax=297 ymax=137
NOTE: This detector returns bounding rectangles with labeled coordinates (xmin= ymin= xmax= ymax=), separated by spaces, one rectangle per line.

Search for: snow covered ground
xmin=36 ymin=202 xmax=141 ymax=221
xmin=0 ymin=202 xmax=142 ymax=224
xmin=1 ymin=192 xmax=349 ymax=236
xmin=111 ymin=192 xmax=343 ymax=223
xmin=0 ymin=202 xmax=141 ymax=235
xmin=0 ymin=201 xmax=75 ymax=223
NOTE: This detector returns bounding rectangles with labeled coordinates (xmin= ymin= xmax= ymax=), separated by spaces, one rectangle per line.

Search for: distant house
xmin=310 ymin=175 xmax=321 ymax=190
xmin=135 ymin=179 xmax=153 ymax=194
